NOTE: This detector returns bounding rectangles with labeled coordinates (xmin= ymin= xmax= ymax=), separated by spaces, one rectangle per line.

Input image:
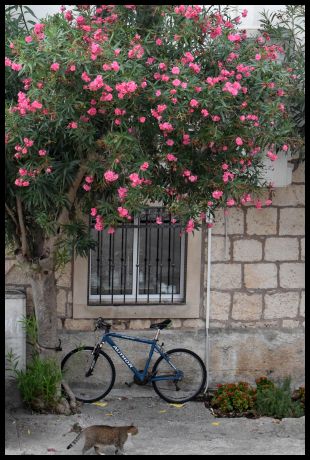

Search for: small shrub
xmin=7 ymin=352 xmax=62 ymax=411
xmin=211 ymin=382 xmax=256 ymax=415
xmin=255 ymin=377 xmax=304 ymax=419
xmin=292 ymin=385 xmax=305 ymax=408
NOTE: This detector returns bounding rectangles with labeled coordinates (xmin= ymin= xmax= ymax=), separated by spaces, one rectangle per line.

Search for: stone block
xmin=56 ymin=263 xmax=72 ymax=288
xmin=280 ymin=263 xmax=305 ymax=289
xmin=112 ymin=321 xmax=127 ymax=331
xmin=272 ymin=184 xmax=305 ymax=206
xmin=5 ymin=259 xmax=16 ymax=275
xmin=129 ymin=320 xmax=151 ymax=330
xmin=212 ymin=208 xmax=244 ymax=235
xmin=210 ymin=264 xmax=242 ymax=289
xmin=279 ymin=208 xmax=305 ymax=235
xmin=292 ymin=161 xmax=305 ymax=183
xmin=210 ymin=236 xmax=231 ymax=262
xmin=233 ymin=239 xmax=262 ymax=262
xmin=182 ymin=319 xmax=205 ymax=329
xmin=264 ymin=238 xmax=299 ymax=261
xmin=299 ymin=291 xmax=305 ymax=317
xmin=264 ymin=292 xmax=300 ymax=319
xmin=64 ymin=319 xmax=94 ymax=331
xmin=209 ymin=291 xmax=231 ymax=321
xmin=56 ymin=289 xmax=67 ymax=317
xmin=246 ymin=208 xmax=277 ymax=235
xmin=300 ymin=238 xmax=305 ymax=261
xmin=171 ymin=319 xmax=182 ymax=328
xmin=244 ymin=263 xmax=278 ymax=289
xmin=282 ymin=320 xmax=300 ymax=328
xmin=232 ymin=292 xmax=262 ymax=320
xmin=5 ymin=264 xmax=31 ymax=285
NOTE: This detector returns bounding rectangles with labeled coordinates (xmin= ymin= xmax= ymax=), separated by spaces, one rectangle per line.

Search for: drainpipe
xmin=203 ymin=211 xmax=213 ymax=393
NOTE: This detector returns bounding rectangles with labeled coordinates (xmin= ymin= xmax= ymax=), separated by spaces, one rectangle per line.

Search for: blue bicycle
xmin=61 ymin=318 xmax=207 ymax=404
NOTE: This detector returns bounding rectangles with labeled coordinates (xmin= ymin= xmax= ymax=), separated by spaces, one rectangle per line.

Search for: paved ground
xmin=5 ymin=385 xmax=305 ymax=456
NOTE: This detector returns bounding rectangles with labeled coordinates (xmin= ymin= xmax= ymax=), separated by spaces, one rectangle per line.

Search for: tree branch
xmin=5 ymin=202 xmax=18 ymax=228
xmin=16 ymin=196 xmax=29 ymax=257
xmin=57 ymin=165 xmax=87 ymax=227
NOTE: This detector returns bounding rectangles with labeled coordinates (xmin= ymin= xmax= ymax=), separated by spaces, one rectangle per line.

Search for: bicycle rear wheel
xmin=152 ymin=348 xmax=206 ymax=403
xmin=61 ymin=346 xmax=115 ymax=403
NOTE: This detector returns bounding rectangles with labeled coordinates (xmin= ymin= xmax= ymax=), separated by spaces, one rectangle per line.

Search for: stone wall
xmin=5 ymin=162 xmax=305 ymax=387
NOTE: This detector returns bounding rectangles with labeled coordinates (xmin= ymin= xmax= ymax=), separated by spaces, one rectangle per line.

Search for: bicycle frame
xmin=100 ymin=331 xmax=182 ymax=383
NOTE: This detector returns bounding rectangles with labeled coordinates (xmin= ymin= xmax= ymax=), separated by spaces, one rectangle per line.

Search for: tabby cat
xmin=66 ymin=422 xmax=138 ymax=455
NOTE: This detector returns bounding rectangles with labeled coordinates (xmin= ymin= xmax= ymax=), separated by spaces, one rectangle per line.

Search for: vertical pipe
xmin=204 ymin=212 xmax=213 ymax=393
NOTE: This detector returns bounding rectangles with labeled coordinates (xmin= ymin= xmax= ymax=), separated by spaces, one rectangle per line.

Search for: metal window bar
xmin=88 ymin=208 xmax=186 ymax=305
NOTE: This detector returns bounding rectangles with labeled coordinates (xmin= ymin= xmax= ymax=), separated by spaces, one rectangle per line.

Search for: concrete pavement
xmin=5 ymin=384 xmax=305 ymax=456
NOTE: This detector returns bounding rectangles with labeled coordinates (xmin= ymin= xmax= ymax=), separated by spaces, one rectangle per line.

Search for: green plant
xmin=6 ymin=351 xmax=62 ymax=411
xmin=256 ymin=377 xmax=304 ymax=419
xmin=292 ymin=385 xmax=305 ymax=409
xmin=211 ymin=382 xmax=256 ymax=415
xmin=18 ymin=314 xmax=38 ymax=347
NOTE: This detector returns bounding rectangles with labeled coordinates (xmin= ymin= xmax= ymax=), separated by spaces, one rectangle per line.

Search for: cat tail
xmin=67 ymin=432 xmax=82 ymax=450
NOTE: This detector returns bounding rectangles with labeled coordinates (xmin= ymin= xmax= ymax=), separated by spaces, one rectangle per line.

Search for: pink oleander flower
xmin=182 ymin=134 xmax=190 ymax=145
xmin=50 ymin=62 xmax=60 ymax=72
xmin=67 ymin=121 xmax=78 ymax=129
xmin=265 ymin=199 xmax=272 ymax=206
xmin=212 ymin=190 xmax=223 ymax=199
xmin=87 ymin=108 xmax=97 ymax=116
xmin=155 ymin=38 xmax=163 ymax=46
xmin=25 ymin=36 xmax=33 ymax=43
xmin=141 ymin=81 xmax=147 ymax=89
xmin=104 ymin=170 xmax=119 ymax=182
xmin=171 ymin=66 xmax=180 ymax=74
xmin=255 ymin=54 xmax=261 ymax=61
xmin=181 ymin=82 xmax=187 ymax=89
xmin=189 ymin=99 xmax=199 ymax=108
xmin=34 ymin=23 xmax=45 ymax=35
xmin=185 ymin=219 xmax=195 ymax=233
xmin=129 ymin=172 xmax=143 ymax=187
xmin=166 ymin=139 xmax=174 ymax=146
xmin=11 ymin=63 xmax=23 ymax=71
xmin=226 ymin=198 xmax=235 ymax=207
xmin=95 ymin=222 xmax=103 ymax=231
xmin=118 ymin=206 xmax=129 ymax=218
xmin=255 ymin=200 xmax=262 ymax=209
xmin=228 ymin=33 xmax=241 ymax=42
xmin=282 ymin=144 xmax=289 ymax=151
xmin=235 ymin=137 xmax=243 ymax=146
xmin=117 ymin=187 xmax=128 ymax=200
xmin=172 ymin=78 xmax=181 ymax=87
xmin=188 ymin=175 xmax=198 ymax=182
xmin=139 ymin=117 xmax=146 ymax=123
xmin=155 ymin=90 xmax=161 ymax=97
xmin=107 ymin=227 xmax=115 ymax=234
xmin=156 ymin=216 xmax=163 ymax=225
xmin=140 ymin=162 xmax=149 ymax=171
xmin=267 ymin=151 xmax=278 ymax=161
xmin=19 ymin=168 xmax=28 ymax=176
xmin=201 ymin=109 xmax=209 ymax=117
xmin=85 ymin=176 xmax=94 ymax=184
xmin=90 ymin=208 xmax=97 ymax=216
xmin=242 ymin=9 xmax=248 ymax=17
xmin=23 ymin=138 xmax=34 ymax=147
xmin=166 ymin=154 xmax=177 ymax=162
xmin=159 ymin=122 xmax=174 ymax=133
xmin=83 ymin=184 xmax=91 ymax=191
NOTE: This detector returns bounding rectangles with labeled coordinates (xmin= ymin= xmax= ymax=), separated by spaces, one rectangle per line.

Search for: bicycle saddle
xmin=150 ymin=319 xmax=172 ymax=330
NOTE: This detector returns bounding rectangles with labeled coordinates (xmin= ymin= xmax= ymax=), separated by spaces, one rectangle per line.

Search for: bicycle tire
xmin=152 ymin=348 xmax=206 ymax=403
xmin=61 ymin=346 xmax=116 ymax=403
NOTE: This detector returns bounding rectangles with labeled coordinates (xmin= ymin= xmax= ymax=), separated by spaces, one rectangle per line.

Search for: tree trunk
xmin=29 ymin=269 xmax=77 ymax=414
xmin=30 ymin=270 xmax=59 ymax=360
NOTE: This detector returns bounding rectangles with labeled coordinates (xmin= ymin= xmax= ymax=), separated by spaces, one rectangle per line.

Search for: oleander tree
xmin=5 ymin=5 xmax=300 ymax=412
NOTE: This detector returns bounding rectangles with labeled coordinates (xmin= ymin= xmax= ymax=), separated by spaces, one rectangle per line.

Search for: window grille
xmin=88 ymin=207 xmax=187 ymax=305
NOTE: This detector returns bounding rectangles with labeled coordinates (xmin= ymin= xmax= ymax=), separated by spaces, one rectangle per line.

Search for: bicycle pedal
xmin=125 ymin=381 xmax=134 ymax=388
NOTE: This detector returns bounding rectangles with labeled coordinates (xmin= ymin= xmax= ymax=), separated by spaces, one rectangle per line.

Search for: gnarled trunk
xmin=30 ymin=270 xmax=59 ymax=360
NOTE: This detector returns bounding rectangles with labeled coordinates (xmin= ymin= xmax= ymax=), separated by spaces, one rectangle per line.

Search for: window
xmin=88 ymin=207 xmax=187 ymax=305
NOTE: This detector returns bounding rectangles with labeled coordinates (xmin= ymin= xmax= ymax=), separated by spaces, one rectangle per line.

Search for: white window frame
xmin=88 ymin=215 xmax=186 ymax=304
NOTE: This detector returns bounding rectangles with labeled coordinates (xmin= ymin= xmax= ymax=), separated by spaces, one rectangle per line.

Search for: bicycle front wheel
xmin=152 ymin=348 xmax=206 ymax=403
xmin=61 ymin=346 xmax=115 ymax=403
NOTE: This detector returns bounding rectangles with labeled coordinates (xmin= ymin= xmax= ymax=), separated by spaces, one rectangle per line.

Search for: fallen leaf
xmin=159 ymin=410 xmax=167 ymax=413
xmin=47 ymin=448 xmax=56 ymax=452
xmin=105 ymin=413 xmax=113 ymax=416
xmin=27 ymin=429 xmax=31 ymax=435
xmin=92 ymin=402 xmax=108 ymax=407
xmin=169 ymin=403 xmax=185 ymax=408
xmin=212 ymin=422 xmax=220 ymax=426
